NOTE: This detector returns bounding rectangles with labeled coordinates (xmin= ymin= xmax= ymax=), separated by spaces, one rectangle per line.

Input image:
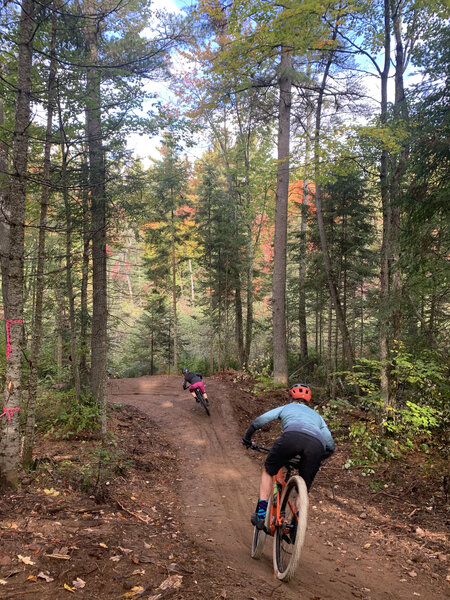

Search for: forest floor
xmin=0 ymin=373 xmax=448 ymax=600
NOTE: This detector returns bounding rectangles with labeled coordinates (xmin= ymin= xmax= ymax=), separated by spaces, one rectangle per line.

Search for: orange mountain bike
xmin=250 ymin=445 xmax=308 ymax=582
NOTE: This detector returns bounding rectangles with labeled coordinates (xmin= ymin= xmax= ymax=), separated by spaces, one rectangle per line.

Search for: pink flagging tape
xmin=0 ymin=315 xmax=23 ymax=359
xmin=0 ymin=407 xmax=20 ymax=421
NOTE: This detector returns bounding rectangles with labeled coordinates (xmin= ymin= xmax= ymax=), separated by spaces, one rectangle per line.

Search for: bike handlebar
xmin=249 ymin=443 xmax=271 ymax=453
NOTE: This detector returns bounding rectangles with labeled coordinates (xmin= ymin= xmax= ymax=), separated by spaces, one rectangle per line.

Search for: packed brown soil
xmin=0 ymin=373 xmax=448 ymax=600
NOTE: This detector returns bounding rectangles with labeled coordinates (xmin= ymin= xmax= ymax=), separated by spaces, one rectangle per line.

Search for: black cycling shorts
xmin=264 ymin=430 xmax=325 ymax=490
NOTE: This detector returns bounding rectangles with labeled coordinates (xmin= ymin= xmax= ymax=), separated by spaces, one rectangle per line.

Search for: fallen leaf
xmin=43 ymin=488 xmax=60 ymax=497
xmin=27 ymin=575 xmax=38 ymax=582
xmin=110 ymin=555 xmax=121 ymax=562
xmin=137 ymin=556 xmax=157 ymax=564
xmin=0 ymin=579 xmax=7 ymax=585
xmin=45 ymin=551 xmax=70 ymax=560
xmin=131 ymin=569 xmax=145 ymax=576
xmin=18 ymin=555 xmax=35 ymax=565
xmin=363 ymin=543 xmax=371 ymax=549
xmin=99 ymin=543 xmax=108 ymax=548
xmin=122 ymin=585 xmax=144 ymax=598
xmin=72 ymin=577 xmax=86 ymax=589
xmin=63 ymin=583 xmax=76 ymax=592
xmin=158 ymin=574 xmax=182 ymax=590
xmin=38 ymin=571 xmax=54 ymax=583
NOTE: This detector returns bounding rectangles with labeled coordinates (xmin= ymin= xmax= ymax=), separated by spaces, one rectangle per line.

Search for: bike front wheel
xmin=251 ymin=506 xmax=271 ymax=559
xmin=273 ymin=475 xmax=308 ymax=581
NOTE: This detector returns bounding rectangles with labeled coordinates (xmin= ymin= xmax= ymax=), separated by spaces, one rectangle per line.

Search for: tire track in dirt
xmin=111 ymin=375 xmax=446 ymax=600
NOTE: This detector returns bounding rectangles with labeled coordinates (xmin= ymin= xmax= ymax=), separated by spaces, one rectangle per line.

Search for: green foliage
xmin=342 ymin=345 xmax=448 ymax=412
xmin=244 ymin=356 xmax=286 ymax=392
xmin=179 ymin=357 xmax=211 ymax=377
xmin=38 ymin=391 xmax=102 ymax=440
xmin=337 ymin=346 xmax=447 ymax=467
xmin=77 ymin=441 xmax=133 ymax=496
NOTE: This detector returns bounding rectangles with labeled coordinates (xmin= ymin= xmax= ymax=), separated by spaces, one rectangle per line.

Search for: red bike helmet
xmin=289 ymin=383 xmax=311 ymax=402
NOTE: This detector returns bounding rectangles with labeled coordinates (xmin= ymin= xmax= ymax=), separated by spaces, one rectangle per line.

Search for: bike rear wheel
xmin=200 ymin=396 xmax=210 ymax=416
xmin=251 ymin=506 xmax=270 ymax=559
xmin=273 ymin=475 xmax=308 ymax=581
xmin=195 ymin=388 xmax=210 ymax=416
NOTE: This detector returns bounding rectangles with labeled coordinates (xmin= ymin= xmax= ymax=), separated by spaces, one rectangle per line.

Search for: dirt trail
xmin=110 ymin=374 xmax=447 ymax=600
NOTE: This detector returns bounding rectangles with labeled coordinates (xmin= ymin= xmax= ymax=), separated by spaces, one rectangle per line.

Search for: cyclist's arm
xmin=318 ymin=416 xmax=335 ymax=454
xmin=243 ymin=406 xmax=283 ymax=444
xmin=252 ymin=406 xmax=283 ymax=430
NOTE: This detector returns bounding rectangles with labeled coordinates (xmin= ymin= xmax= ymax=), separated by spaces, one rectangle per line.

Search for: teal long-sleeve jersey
xmin=248 ymin=402 xmax=335 ymax=454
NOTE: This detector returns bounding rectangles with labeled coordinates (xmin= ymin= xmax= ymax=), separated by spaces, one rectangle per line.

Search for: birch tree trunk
xmin=0 ymin=95 xmax=9 ymax=310
xmin=0 ymin=0 xmax=34 ymax=490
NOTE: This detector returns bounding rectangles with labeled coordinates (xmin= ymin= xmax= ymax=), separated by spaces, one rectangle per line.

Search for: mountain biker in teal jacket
xmin=242 ymin=383 xmax=335 ymax=530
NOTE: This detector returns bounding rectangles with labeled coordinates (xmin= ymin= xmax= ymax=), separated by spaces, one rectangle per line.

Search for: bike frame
xmin=253 ymin=446 xmax=300 ymax=537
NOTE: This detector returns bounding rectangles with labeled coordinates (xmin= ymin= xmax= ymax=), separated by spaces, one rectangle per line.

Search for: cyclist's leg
xmin=251 ymin=434 xmax=292 ymax=529
xmin=189 ymin=382 xmax=201 ymax=401
xmin=198 ymin=381 xmax=209 ymax=405
xmin=251 ymin=468 xmax=272 ymax=529
xmin=294 ymin=435 xmax=325 ymax=490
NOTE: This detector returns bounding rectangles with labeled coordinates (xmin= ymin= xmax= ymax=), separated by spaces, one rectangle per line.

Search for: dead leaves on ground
xmin=122 ymin=574 xmax=183 ymax=598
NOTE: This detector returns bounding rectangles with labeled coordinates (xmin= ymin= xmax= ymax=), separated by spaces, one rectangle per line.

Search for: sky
xmin=126 ymin=1 xmax=424 ymax=169
xmin=126 ymin=0 xmax=202 ymax=167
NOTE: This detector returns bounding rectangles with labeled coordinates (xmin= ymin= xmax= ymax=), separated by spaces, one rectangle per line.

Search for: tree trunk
xmin=171 ymin=210 xmax=178 ymax=373
xmin=298 ymin=63 xmax=313 ymax=362
xmin=60 ymin=106 xmax=81 ymax=402
xmin=188 ymin=258 xmax=195 ymax=302
xmin=379 ymin=0 xmax=392 ymax=409
xmin=387 ymin=0 xmax=410 ymax=405
xmin=235 ymin=277 xmax=244 ymax=367
xmin=0 ymin=0 xmax=34 ymax=490
xmin=298 ymin=176 xmax=309 ymax=362
xmin=23 ymin=8 xmax=57 ymax=468
xmin=79 ymin=154 xmax=90 ymax=386
xmin=312 ymin=25 xmax=355 ymax=370
xmin=0 ymin=95 xmax=10 ymax=311
xmin=272 ymin=48 xmax=292 ymax=386
xmin=83 ymin=2 xmax=107 ymax=435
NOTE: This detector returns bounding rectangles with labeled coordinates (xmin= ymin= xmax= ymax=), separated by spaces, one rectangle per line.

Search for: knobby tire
xmin=195 ymin=388 xmax=210 ymax=416
xmin=200 ymin=396 xmax=210 ymax=416
xmin=273 ymin=475 xmax=308 ymax=581
xmin=250 ymin=506 xmax=270 ymax=559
